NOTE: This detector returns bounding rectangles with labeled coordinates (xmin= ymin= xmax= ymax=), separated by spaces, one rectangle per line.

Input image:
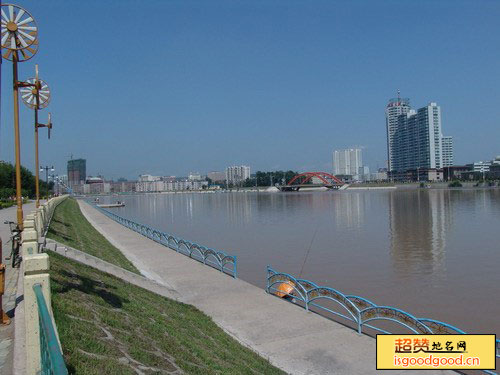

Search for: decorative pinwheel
xmin=1 ymin=3 xmax=38 ymax=61
xmin=20 ymin=78 xmax=51 ymax=109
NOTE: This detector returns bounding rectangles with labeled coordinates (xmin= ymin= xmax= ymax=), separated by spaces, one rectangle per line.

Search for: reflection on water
xmin=389 ymin=190 xmax=452 ymax=276
xmin=334 ymin=192 xmax=365 ymax=230
xmin=102 ymin=189 xmax=500 ymax=335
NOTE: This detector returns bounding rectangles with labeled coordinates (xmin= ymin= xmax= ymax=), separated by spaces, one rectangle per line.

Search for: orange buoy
xmin=275 ymin=282 xmax=295 ymax=298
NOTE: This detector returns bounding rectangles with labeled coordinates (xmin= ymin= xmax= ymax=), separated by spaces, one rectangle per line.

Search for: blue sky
xmin=1 ymin=0 xmax=499 ymax=180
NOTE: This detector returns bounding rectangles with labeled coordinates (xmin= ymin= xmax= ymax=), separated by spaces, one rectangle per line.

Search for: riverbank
xmin=75 ymin=198 xmax=453 ymax=375
xmin=48 ymin=249 xmax=283 ymax=374
xmin=47 ymin=198 xmax=139 ymax=274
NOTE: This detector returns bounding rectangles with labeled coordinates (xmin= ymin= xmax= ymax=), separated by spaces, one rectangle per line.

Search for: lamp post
xmin=20 ymin=64 xmax=52 ymax=208
xmin=1 ymin=3 xmax=39 ymax=229
xmin=40 ymin=165 xmax=54 ymax=202
xmin=49 ymin=174 xmax=58 ymax=196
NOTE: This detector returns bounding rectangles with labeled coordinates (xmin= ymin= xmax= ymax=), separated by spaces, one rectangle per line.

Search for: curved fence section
xmin=33 ymin=283 xmax=68 ymax=375
xmin=267 ymin=266 xmax=499 ymax=374
xmin=89 ymin=202 xmax=237 ymax=278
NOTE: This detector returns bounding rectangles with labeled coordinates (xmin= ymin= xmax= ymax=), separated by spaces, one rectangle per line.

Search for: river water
xmin=100 ymin=189 xmax=500 ymax=335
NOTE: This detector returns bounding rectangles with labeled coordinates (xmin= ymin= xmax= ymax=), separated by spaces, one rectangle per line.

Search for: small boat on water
xmin=97 ymin=201 xmax=125 ymax=208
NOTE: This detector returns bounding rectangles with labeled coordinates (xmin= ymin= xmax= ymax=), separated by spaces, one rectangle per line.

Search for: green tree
xmin=255 ymin=170 xmax=299 ymax=186
xmin=0 ymin=161 xmax=49 ymax=200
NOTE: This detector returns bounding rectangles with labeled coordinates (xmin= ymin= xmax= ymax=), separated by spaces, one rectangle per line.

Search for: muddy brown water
xmin=100 ymin=189 xmax=500 ymax=335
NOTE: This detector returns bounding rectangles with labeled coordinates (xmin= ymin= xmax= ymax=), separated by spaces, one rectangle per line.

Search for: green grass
xmin=47 ymin=198 xmax=139 ymax=274
xmin=49 ymin=251 xmax=284 ymax=375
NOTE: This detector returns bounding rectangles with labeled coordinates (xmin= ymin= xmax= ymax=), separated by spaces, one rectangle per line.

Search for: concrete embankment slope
xmin=78 ymin=200 xmax=452 ymax=375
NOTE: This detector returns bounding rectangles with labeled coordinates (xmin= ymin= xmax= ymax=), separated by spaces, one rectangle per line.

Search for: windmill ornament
xmin=20 ymin=77 xmax=51 ymax=109
xmin=1 ymin=2 xmax=42 ymax=226
xmin=1 ymin=3 xmax=38 ymax=61
xmin=20 ymin=64 xmax=53 ymax=207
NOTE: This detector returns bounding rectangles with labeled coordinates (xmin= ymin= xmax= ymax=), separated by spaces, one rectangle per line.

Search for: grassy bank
xmin=49 ymin=251 xmax=283 ymax=374
xmin=47 ymin=198 xmax=139 ymax=274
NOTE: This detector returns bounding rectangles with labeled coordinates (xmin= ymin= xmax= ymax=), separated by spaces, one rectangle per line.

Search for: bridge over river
xmin=278 ymin=171 xmax=345 ymax=191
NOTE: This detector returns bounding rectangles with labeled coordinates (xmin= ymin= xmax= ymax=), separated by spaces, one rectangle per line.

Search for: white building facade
xmin=333 ymin=148 xmax=363 ymax=179
xmin=471 ymin=161 xmax=491 ymax=173
xmin=225 ymin=166 xmax=250 ymax=184
xmin=136 ymin=175 xmax=208 ymax=192
xmin=441 ymin=136 xmax=454 ymax=167
xmin=188 ymin=172 xmax=202 ymax=181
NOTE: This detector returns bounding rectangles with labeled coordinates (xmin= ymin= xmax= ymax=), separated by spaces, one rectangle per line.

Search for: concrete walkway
xmin=78 ymin=200 xmax=452 ymax=375
xmin=0 ymin=202 xmax=35 ymax=375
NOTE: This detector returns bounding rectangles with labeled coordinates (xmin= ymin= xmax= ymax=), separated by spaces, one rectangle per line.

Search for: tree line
xmin=220 ymin=170 xmax=299 ymax=188
xmin=0 ymin=161 xmax=52 ymax=201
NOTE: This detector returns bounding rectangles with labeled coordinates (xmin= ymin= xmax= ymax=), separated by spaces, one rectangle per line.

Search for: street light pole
xmin=49 ymin=174 xmax=58 ymax=196
xmin=40 ymin=166 xmax=54 ymax=202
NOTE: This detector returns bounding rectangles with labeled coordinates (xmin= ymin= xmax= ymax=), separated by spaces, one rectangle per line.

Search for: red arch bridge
xmin=278 ymin=172 xmax=345 ymax=191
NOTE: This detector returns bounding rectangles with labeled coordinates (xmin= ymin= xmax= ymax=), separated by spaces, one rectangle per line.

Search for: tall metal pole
xmin=21 ymin=67 xmax=51 ymax=208
xmin=33 ymin=64 xmax=42 ymax=208
xmin=45 ymin=167 xmax=49 ymax=201
xmin=0 ymin=0 xmax=2 ymax=160
xmin=12 ymin=51 xmax=23 ymax=229
xmin=0 ymin=0 xmax=10 ymax=327
xmin=35 ymin=107 xmax=40 ymax=207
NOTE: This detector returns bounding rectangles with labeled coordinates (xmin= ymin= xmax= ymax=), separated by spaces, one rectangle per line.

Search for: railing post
xmin=24 ymin=253 xmax=51 ymax=374
xmin=266 ymin=266 xmax=270 ymax=293
xmin=39 ymin=203 xmax=47 ymax=233
xmin=22 ymin=215 xmax=38 ymax=257
xmin=34 ymin=208 xmax=42 ymax=236
xmin=233 ymin=256 xmax=237 ymax=279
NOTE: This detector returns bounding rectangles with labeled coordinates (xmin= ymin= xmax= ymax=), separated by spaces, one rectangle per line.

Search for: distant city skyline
xmin=1 ymin=1 xmax=499 ymax=180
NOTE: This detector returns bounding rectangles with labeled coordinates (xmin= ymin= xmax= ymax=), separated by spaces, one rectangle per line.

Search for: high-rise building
xmin=392 ymin=103 xmax=443 ymax=173
xmin=67 ymin=159 xmax=86 ymax=187
xmin=333 ymin=148 xmax=363 ymax=177
xmin=386 ymin=93 xmax=411 ymax=171
xmin=225 ymin=166 xmax=250 ymax=184
xmin=442 ymin=136 xmax=453 ymax=167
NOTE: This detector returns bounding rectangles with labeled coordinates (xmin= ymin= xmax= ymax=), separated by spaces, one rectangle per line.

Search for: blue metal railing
xmin=266 ymin=266 xmax=499 ymax=374
xmin=89 ymin=201 xmax=237 ymax=278
xmin=33 ymin=284 xmax=68 ymax=375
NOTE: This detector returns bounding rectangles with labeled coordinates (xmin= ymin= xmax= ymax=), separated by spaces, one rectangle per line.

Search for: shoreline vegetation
xmin=0 ymin=161 xmax=51 ymax=209
xmin=47 ymin=198 xmax=284 ymax=374
xmin=47 ymin=198 xmax=139 ymax=274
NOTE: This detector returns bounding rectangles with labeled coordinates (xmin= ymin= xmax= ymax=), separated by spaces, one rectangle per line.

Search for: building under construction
xmin=67 ymin=158 xmax=86 ymax=188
